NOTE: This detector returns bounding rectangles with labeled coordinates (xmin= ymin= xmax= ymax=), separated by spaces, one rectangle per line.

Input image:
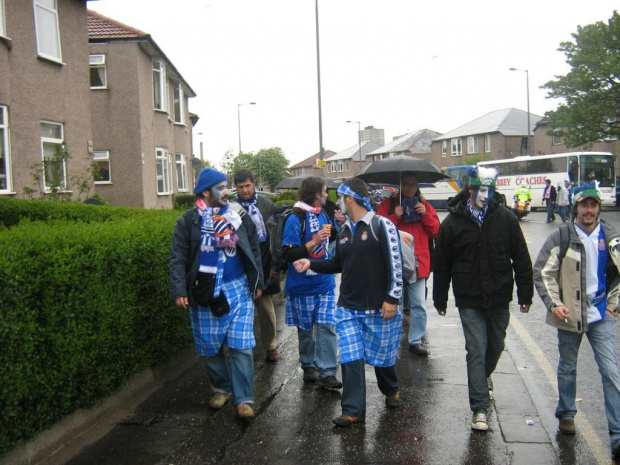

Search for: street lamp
xmin=509 ymin=67 xmax=530 ymax=155
xmin=237 ymin=102 xmax=256 ymax=155
xmin=315 ymin=0 xmax=324 ymax=161
xmin=347 ymin=120 xmax=362 ymax=172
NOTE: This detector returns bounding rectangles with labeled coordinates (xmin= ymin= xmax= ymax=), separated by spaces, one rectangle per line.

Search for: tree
xmin=252 ymin=147 xmax=289 ymax=191
xmin=542 ymin=11 xmax=620 ymax=147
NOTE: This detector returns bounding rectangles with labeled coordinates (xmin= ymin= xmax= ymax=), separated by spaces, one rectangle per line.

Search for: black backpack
xmin=267 ymin=205 xmax=306 ymax=272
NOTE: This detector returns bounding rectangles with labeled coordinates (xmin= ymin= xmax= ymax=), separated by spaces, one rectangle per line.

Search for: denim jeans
xmin=406 ymin=278 xmax=427 ymax=345
xmin=557 ymin=205 xmax=570 ymax=223
xmin=556 ymin=316 xmax=620 ymax=455
xmin=546 ymin=199 xmax=556 ymax=222
xmin=458 ymin=305 xmax=510 ymax=413
xmin=205 ymin=346 xmax=254 ymax=405
xmin=298 ymin=324 xmax=338 ymax=378
xmin=341 ymin=359 xmax=399 ymax=417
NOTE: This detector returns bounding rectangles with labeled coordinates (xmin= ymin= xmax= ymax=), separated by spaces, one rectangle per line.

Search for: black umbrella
xmin=275 ymin=176 xmax=340 ymax=190
xmin=357 ymin=155 xmax=448 ymax=185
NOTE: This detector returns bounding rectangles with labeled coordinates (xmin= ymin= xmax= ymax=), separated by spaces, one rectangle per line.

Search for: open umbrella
xmin=357 ymin=155 xmax=448 ymax=185
xmin=275 ymin=176 xmax=340 ymax=190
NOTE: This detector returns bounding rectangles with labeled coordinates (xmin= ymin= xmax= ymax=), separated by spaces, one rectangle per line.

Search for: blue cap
xmin=194 ymin=168 xmax=227 ymax=195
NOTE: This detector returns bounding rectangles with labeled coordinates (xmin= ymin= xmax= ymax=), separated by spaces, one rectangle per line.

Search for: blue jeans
xmin=406 ymin=278 xmax=427 ymax=345
xmin=205 ymin=346 xmax=254 ymax=405
xmin=546 ymin=199 xmax=556 ymax=222
xmin=558 ymin=205 xmax=570 ymax=223
xmin=556 ymin=316 xmax=620 ymax=455
xmin=341 ymin=358 xmax=399 ymax=417
xmin=298 ymin=324 xmax=338 ymax=378
xmin=458 ymin=305 xmax=510 ymax=413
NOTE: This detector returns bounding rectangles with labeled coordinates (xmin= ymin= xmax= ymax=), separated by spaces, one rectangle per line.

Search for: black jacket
xmin=168 ymin=205 xmax=264 ymax=305
xmin=432 ymin=189 xmax=533 ymax=311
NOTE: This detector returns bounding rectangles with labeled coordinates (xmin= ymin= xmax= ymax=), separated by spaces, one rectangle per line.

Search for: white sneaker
xmin=471 ymin=411 xmax=489 ymax=431
xmin=209 ymin=392 xmax=231 ymax=409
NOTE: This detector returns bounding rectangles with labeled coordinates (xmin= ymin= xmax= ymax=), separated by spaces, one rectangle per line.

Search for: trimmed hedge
xmin=0 ymin=209 xmax=192 ymax=455
xmin=173 ymin=194 xmax=195 ymax=211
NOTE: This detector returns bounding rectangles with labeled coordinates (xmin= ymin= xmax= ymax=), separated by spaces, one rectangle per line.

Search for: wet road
xmin=47 ymin=211 xmax=620 ymax=465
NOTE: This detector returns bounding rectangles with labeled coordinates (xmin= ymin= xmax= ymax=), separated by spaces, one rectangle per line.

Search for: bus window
xmin=580 ymin=155 xmax=615 ymax=187
xmin=568 ymin=157 xmax=578 ymax=183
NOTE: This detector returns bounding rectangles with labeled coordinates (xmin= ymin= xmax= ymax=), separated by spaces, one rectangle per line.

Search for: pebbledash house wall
xmin=429 ymin=132 xmax=526 ymax=168
xmin=89 ymin=39 xmax=193 ymax=209
xmin=0 ymin=0 xmax=93 ymax=199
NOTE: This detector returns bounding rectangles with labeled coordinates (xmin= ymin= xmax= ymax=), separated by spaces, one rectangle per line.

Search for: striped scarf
xmin=239 ymin=194 xmax=267 ymax=243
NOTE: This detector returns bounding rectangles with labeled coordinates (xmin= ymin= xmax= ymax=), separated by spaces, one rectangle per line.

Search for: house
xmin=1 ymin=0 xmax=93 ymax=198
xmin=367 ymin=129 xmax=442 ymax=162
xmin=324 ymin=141 xmax=382 ymax=183
xmin=430 ymin=108 xmax=542 ymax=168
xmin=88 ymin=10 xmax=196 ymax=208
xmin=289 ymin=150 xmax=336 ymax=178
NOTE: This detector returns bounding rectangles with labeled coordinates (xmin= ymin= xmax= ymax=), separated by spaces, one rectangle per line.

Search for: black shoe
xmin=332 ymin=415 xmax=365 ymax=427
xmin=409 ymin=343 xmax=429 ymax=356
xmin=385 ymin=392 xmax=401 ymax=408
xmin=317 ymin=375 xmax=343 ymax=389
xmin=302 ymin=367 xmax=318 ymax=382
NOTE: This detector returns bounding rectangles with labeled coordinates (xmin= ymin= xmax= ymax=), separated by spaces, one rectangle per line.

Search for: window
xmin=467 ymin=136 xmax=478 ymax=154
xmin=89 ymin=54 xmax=107 ymax=89
xmin=93 ymin=151 xmax=111 ymax=183
xmin=0 ymin=0 xmax=6 ymax=37
xmin=152 ymin=60 xmax=168 ymax=111
xmin=156 ymin=147 xmax=171 ymax=194
xmin=552 ymin=134 xmax=562 ymax=145
xmin=173 ymin=84 xmax=184 ymax=124
xmin=451 ymin=138 xmax=462 ymax=156
xmin=175 ymin=153 xmax=188 ymax=191
xmin=441 ymin=140 xmax=447 ymax=157
xmin=40 ymin=121 xmax=66 ymax=190
xmin=0 ymin=106 xmax=9 ymax=192
xmin=485 ymin=134 xmax=491 ymax=152
xmin=34 ymin=0 xmax=62 ymax=62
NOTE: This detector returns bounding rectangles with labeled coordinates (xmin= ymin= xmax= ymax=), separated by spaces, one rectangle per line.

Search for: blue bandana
xmin=337 ymin=184 xmax=372 ymax=211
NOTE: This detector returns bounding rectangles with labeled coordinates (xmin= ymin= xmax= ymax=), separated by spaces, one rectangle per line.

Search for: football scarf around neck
xmin=467 ymin=199 xmax=487 ymax=229
xmin=239 ymin=193 xmax=267 ymax=243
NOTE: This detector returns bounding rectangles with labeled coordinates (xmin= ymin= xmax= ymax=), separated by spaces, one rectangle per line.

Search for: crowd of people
xmin=169 ymin=167 xmax=620 ymax=464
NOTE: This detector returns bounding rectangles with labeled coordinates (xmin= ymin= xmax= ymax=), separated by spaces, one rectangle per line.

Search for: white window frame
xmin=441 ymin=140 xmax=447 ymax=157
xmin=0 ymin=0 xmax=6 ymax=38
xmin=173 ymin=84 xmax=184 ymax=124
xmin=152 ymin=60 xmax=168 ymax=112
xmin=552 ymin=134 xmax=562 ymax=145
xmin=40 ymin=120 xmax=66 ymax=191
xmin=451 ymin=138 xmax=462 ymax=156
xmin=93 ymin=150 xmax=111 ymax=184
xmin=0 ymin=105 xmax=11 ymax=193
xmin=175 ymin=153 xmax=188 ymax=192
xmin=89 ymin=54 xmax=107 ymax=89
xmin=467 ymin=136 xmax=478 ymax=154
xmin=33 ymin=0 xmax=62 ymax=62
xmin=485 ymin=134 xmax=491 ymax=153
xmin=337 ymin=161 xmax=343 ymax=173
xmin=156 ymin=147 xmax=171 ymax=194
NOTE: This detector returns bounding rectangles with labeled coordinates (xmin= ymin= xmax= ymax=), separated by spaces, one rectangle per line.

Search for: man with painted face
xmin=433 ymin=166 xmax=533 ymax=432
xmin=534 ymin=184 xmax=620 ymax=463
xmin=294 ymin=178 xmax=403 ymax=426
xmin=376 ymin=172 xmax=440 ymax=356
xmin=169 ymin=168 xmax=264 ymax=420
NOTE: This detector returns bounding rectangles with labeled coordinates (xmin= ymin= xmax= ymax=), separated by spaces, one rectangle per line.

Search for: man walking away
xmin=534 ymin=184 xmax=620 ymax=464
xmin=543 ymin=179 xmax=557 ymax=223
xmin=433 ymin=166 xmax=533 ymax=432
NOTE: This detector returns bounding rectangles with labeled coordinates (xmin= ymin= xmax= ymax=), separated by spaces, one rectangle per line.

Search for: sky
xmin=88 ymin=0 xmax=619 ymax=168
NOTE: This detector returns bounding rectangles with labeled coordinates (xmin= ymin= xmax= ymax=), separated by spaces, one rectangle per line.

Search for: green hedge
xmin=173 ymin=194 xmax=195 ymax=211
xmin=0 ymin=212 xmax=192 ymax=455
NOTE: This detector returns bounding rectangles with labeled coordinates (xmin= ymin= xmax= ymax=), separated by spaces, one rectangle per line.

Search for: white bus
xmin=478 ymin=152 xmax=616 ymax=209
xmin=423 ymin=165 xmax=474 ymax=209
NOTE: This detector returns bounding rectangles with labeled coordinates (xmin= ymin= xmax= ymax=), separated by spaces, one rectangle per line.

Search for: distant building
xmin=289 ymin=150 xmax=336 ymax=177
xmin=324 ymin=141 xmax=382 ymax=182
xmin=359 ymin=126 xmax=385 ymax=145
xmin=368 ymin=129 xmax=442 ymax=162
xmin=88 ymin=10 xmax=197 ymax=208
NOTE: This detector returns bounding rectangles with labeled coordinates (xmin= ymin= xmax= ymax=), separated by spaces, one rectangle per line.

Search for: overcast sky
xmin=88 ymin=0 xmax=618 ymax=168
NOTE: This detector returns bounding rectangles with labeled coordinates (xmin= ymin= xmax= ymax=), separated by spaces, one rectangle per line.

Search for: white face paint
xmin=337 ymin=195 xmax=347 ymax=215
xmin=209 ymin=181 xmax=230 ymax=207
xmin=474 ymin=186 xmax=490 ymax=210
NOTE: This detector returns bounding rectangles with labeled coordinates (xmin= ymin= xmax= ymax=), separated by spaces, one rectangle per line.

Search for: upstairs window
xmin=152 ymin=60 xmax=168 ymax=111
xmin=40 ymin=121 xmax=66 ymax=190
xmin=441 ymin=140 xmax=447 ymax=157
xmin=467 ymin=136 xmax=478 ymax=154
xmin=451 ymin=138 xmax=462 ymax=156
xmin=93 ymin=150 xmax=111 ymax=183
xmin=173 ymin=84 xmax=184 ymax=124
xmin=485 ymin=134 xmax=491 ymax=152
xmin=0 ymin=106 xmax=10 ymax=192
xmin=552 ymin=134 xmax=562 ymax=145
xmin=89 ymin=54 xmax=107 ymax=89
xmin=34 ymin=0 xmax=62 ymax=62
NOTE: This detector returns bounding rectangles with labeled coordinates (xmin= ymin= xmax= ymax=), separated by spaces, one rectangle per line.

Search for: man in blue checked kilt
xmin=294 ymin=178 xmax=404 ymax=427
xmin=169 ymin=168 xmax=264 ymax=420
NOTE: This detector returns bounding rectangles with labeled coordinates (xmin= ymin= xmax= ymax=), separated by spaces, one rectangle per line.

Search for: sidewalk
xmin=34 ymin=295 xmax=559 ymax=465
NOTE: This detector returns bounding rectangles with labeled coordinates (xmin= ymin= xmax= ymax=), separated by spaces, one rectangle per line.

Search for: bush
xmin=173 ymin=194 xmax=195 ymax=211
xmin=278 ymin=190 xmax=298 ymax=202
xmin=0 ymin=214 xmax=191 ymax=455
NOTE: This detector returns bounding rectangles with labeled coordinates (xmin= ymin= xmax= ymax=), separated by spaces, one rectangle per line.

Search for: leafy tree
xmin=542 ymin=11 xmax=620 ymax=147
xmin=252 ymin=147 xmax=289 ymax=191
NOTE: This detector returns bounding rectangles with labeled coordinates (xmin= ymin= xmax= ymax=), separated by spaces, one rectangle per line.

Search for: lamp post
xmin=237 ymin=102 xmax=256 ymax=155
xmin=315 ymin=0 xmax=324 ymax=161
xmin=347 ymin=120 xmax=362 ymax=172
xmin=509 ymin=67 xmax=530 ymax=154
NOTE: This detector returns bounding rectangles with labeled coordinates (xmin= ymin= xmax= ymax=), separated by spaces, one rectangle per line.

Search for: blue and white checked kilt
xmin=285 ymin=290 xmax=335 ymax=331
xmin=334 ymin=306 xmax=403 ymax=367
xmin=189 ymin=274 xmax=255 ymax=356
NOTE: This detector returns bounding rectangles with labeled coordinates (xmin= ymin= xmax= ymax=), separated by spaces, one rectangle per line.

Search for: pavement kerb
xmin=0 ymin=345 xmax=199 ymax=465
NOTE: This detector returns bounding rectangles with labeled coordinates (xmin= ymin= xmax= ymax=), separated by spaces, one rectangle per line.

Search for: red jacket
xmin=376 ymin=197 xmax=440 ymax=279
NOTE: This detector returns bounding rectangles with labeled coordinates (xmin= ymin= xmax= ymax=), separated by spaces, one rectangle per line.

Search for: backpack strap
xmin=558 ymin=224 xmax=570 ymax=263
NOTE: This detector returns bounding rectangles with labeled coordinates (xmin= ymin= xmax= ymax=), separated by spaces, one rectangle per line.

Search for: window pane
xmin=35 ymin=5 xmax=61 ymax=60
xmin=0 ymin=128 xmax=6 ymax=190
xmin=41 ymin=122 xmax=62 ymax=139
xmin=89 ymin=54 xmax=105 ymax=65
xmin=95 ymin=160 xmax=110 ymax=182
xmin=90 ymin=66 xmax=106 ymax=88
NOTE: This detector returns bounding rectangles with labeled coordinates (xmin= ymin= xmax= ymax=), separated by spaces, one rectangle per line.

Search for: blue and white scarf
xmin=467 ymin=199 xmax=487 ymax=229
xmin=337 ymin=184 xmax=373 ymax=211
xmin=239 ymin=194 xmax=267 ymax=243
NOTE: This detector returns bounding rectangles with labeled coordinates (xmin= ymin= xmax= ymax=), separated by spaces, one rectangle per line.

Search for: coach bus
xmin=423 ymin=165 xmax=475 ymax=209
xmin=478 ymin=152 xmax=616 ymax=209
